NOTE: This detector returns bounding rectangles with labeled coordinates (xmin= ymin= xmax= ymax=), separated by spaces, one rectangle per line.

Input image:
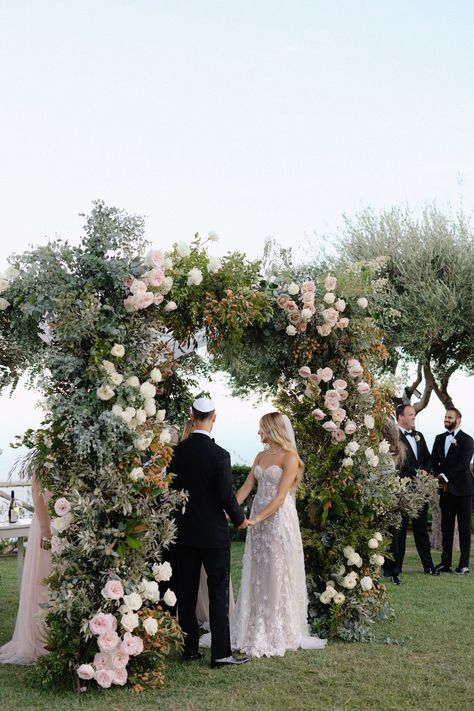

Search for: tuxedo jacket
xmin=169 ymin=433 xmax=245 ymax=548
xmin=398 ymin=429 xmax=432 ymax=478
xmin=431 ymin=430 xmax=474 ymax=497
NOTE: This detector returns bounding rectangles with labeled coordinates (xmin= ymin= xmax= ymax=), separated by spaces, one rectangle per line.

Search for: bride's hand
xmin=246 ymin=517 xmax=258 ymax=525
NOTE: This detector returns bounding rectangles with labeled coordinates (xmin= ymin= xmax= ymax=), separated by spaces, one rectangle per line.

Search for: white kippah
xmin=192 ymin=397 xmax=215 ymax=413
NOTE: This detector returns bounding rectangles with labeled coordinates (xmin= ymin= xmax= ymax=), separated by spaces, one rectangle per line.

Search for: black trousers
xmin=439 ymin=492 xmax=473 ymax=569
xmin=383 ymin=504 xmax=434 ymax=575
xmin=176 ymin=545 xmax=231 ymax=662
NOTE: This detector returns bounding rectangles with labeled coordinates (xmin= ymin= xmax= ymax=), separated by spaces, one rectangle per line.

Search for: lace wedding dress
xmin=231 ymin=464 xmax=326 ymax=657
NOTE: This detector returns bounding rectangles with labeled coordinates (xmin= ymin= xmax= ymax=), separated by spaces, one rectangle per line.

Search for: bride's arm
xmin=248 ymin=452 xmax=298 ymax=524
xmin=236 ymin=458 xmax=258 ymax=505
xmin=32 ymin=472 xmax=51 ymax=541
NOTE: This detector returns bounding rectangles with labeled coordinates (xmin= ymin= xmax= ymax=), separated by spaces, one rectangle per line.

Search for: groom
xmin=169 ymin=397 xmax=249 ymax=668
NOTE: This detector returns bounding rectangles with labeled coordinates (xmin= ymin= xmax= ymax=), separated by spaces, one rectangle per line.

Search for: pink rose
xmin=357 ymin=381 xmax=371 ymax=394
xmin=123 ymin=295 xmax=139 ymax=312
xmin=77 ymin=664 xmax=95 ymax=680
xmin=97 ymin=631 xmax=120 ymax=653
xmin=137 ymin=292 xmax=154 ymax=309
xmin=344 ymin=421 xmax=357 ymax=435
xmin=301 ymin=280 xmax=315 ymax=293
xmin=296 ymin=321 xmax=307 ymax=333
xmin=336 ymin=317 xmax=350 ymax=329
xmin=348 ymin=359 xmax=364 ymax=378
xmin=308 ymin=373 xmax=321 ymax=382
xmin=94 ymin=669 xmax=114 ymax=689
xmin=284 ymin=300 xmax=298 ymax=313
xmin=154 ymin=294 xmax=164 ymax=306
xmin=325 ymin=398 xmax=339 ymax=411
xmin=298 ymin=366 xmax=312 ymax=378
xmin=333 ymin=379 xmax=348 ymax=391
xmin=338 ymin=389 xmax=349 ymax=401
xmin=332 ymin=428 xmax=347 ymax=442
xmin=54 ymin=498 xmax=71 ymax=516
xmin=322 ymin=307 xmax=338 ymax=326
xmin=304 ymin=386 xmax=313 ymax=398
xmin=319 ymin=367 xmax=334 ymax=382
xmin=301 ymin=291 xmax=315 ymax=304
xmin=276 ymin=294 xmax=290 ymax=308
xmin=322 ymin=420 xmax=337 ymax=432
xmin=317 ymin=324 xmax=331 ymax=337
xmin=112 ymin=668 xmax=128 ymax=686
xmin=129 ymin=279 xmax=147 ymax=295
xmin=89 ymin=613 xmax=116 ymax=636
xmin=312 ymin=408 xmax=325 ymax=421
xmin=93 ymin=652 xmax=111 ymax=670
xmin=144 ymin=249 xmax=164 ymax=269
xmin=332 ymin=408 xmax=347 ymax=423
xmin=324 ymin=275 xmax=337 ymax=291
xmin=111 ymin=650 xmax=129 ymax=669
xmin=143 ymin=268 xmax=165 ymax=287
xmin=121 ymin=633 xmax=144 ymax=657
xmin=289 ymin=311 xmax=301 ymax=324
xmin=101 ymin=579 xmax=124 ymax=601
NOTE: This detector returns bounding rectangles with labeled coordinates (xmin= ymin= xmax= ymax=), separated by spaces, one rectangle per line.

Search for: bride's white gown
xmin=231 ymin=464 xmax=326 ymax=657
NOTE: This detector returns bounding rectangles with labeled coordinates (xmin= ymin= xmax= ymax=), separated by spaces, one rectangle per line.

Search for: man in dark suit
xmin=169 ymin=397 xmax=249 ymax=667
xmin=383 ymin=404 xmax=438 ymax=584
xmin=432 ymin=407 xmax=474 ymax=575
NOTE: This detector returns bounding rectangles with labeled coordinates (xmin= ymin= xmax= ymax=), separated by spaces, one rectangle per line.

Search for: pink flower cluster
xmin=317 ymin=275 xmax=349 ymax=337
xmin=123 ymin=277 xmax=164 ymax=312
xmin=80 ymin=611 xmax=144 ymax=687
xmin=277 ymin=281 xmax=316 ymax=335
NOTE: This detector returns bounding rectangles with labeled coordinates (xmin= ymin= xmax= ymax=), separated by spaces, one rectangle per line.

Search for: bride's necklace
xmin=266 ymin=446 xmax=282 ymax=455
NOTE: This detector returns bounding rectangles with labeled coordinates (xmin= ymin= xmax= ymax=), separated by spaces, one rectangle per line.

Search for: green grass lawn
xmin=1 ymin=537 xmax=473 ymax=711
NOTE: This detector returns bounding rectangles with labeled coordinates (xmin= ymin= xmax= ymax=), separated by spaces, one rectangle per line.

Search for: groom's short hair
xmin=192 ymin=406 xmax=215 ymax=421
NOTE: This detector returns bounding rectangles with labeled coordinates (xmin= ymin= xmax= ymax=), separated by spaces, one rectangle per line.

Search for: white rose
xmin=364 ymin=415 xmax=375 ymax=429
xmin=52 ymin=511 xmax=74 ymax=533
xmin=357 ymin=297 xmax=368 ymax=308
xmin=360 ymin=576 xmax=373 ymax=591
xmin=162 ymin=276 xmax=173 ymax=293
xmin=164 ymin=300 xmax=177 ymax=312
xmin=370 ymin=554 xmax=385 ymax=566
xmin=208 ymin=230 xmax=219 ymax=242
xmin=370 ymin=455 xmax=379 ymax=467
xmin=335 ymin=298 xmax=346 ymax=312
xmin=139 ymin=579 xmax=160 ymax=601
xmin=140 ymin=381 xmax=156 ymax=399
xmin=135 ymin=408 xmax=147 ymax=425
xmin=143 ymin=617 xmax=158 ymax=636
xmin=343 ymin=545 xmax=355 ymax=558
xmin=176 ymin=241 xmax=191 ymax=257
xmin=345 ymin=441 xmax=360 ymax=455
xmin=339 ymin=564 xmax=346 ymax=575
xmin=348 ymin=553 xmax=363 ymax=568
xmin=379 ymin=440 xmax=391 ymax=454
xmin=187 ymin=267 xmax=203 ymax=286
xmin=122 ymin=592 xmax=143 ymax=611
xmin=374 ymin=532 xmax=383 ymax=542
xmin=286 ymin=325 xmax=297 ymax=336
xmin=144 ymin=398 xmax=157 ymax=416
xmin=287 ymin=282 xmax=299 ymax=295
xmin=155 ymin=409 xmax=166 ymax=423
xmin=325 ymin=585 xmax=337 ymax=598
xmin=125 ymin=375 xmax=140 ymax=388
xmin=368 ymin=538 xmax=379 ymax=549
xmin=300 ymin=308 xmax=312 ymax=321
xmin=163 ymin=257 xmax=173 ymax=270
xmin=163 ymin=589 xmax=177 ymax=607
xmin=101 ymin=360 xmax=116 ymax=375
xmin=144 ymin=249 xmax=164 ymax=268
xmin=208 ymin=256 xmax=222 ymax=273
xmin=129 ymin=467 xmax=145 ymax=482
xmin=150 ymin=368 xmax=162 ymax=383
xmin=365 ymin=447 xmax=375 ymax=462
xmin=159 ymin=429 xmax=171 ymax=444
xmin=121 ymin=611 xmax=139 ymax=632
xmin=110 ymin=372 xmax=123 ymax=386
xmin=110 ymin=344 xmax=125 ymax=358
xmin=342 ymin=573 xmax=358 ymax=589
xmin=0 ymin=279 xmax=9 ymax=293
xmin=334 ymin=592 xmax=346 ymax=605
xmin=342 ymin=457 xmax=353 ymax=467
xmin=323 ymin=292 xmax=336 ymax=304
xmin=319 ymin=590 xmax=333 ymax=605
xmin=112 ymin=404 xmax=123 ymax=417
xmin=134 ymin=431 xmax=154 ymax=451
xmin=0 ymin=298 xmax=10 ymax=310
xmin=153 ymin=561 xmax=172 ymax=582
xmin=97 ymin=385 xmax=115 ymax=401
xmin=121 ymin=406 xmax=136 ymax=423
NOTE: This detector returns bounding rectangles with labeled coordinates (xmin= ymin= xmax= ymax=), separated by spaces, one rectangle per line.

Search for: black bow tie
xmin=445 ymin=431 xmax=455 ymax=438
xmin=405 ymin=431 xmax=416 ymax=437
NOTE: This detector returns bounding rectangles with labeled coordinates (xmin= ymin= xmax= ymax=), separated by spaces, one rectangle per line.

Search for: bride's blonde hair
xmin=259 ymin=412 xmax=304 ymax=486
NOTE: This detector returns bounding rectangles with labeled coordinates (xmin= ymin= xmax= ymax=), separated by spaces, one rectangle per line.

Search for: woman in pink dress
xmin=0 ymin=472 xmax=51 ymax=664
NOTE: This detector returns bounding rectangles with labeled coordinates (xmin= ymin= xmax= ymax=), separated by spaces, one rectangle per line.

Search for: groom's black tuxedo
xmin=383 ymin=428 xmax=435 ymax=576
xmin=431 ymin=430 xmax=474 ymax=569
xmin=169 ymin=432 xmax=244 ymax=661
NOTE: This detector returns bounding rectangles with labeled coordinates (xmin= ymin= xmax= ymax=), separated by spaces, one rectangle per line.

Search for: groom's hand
xmin=237 ymin=517 xmax=249 ymax=530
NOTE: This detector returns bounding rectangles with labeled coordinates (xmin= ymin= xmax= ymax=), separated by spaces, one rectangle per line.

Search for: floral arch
xmin=0 ymin=202 xmax=434 ymax=691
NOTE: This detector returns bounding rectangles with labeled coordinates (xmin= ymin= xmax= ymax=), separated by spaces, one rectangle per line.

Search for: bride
xmin=231 ymin=411 xmax=326 ymax=657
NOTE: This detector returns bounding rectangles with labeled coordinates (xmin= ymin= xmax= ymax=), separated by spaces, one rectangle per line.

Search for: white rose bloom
xmin=342 ymin=457 xmax=353 ymax=467
xmin=156 ymin=409 xmax=166 ymax=423
xmin=164 ymin=300 xmax=177 ymax=312
xmin=300 ymin=308 xmax=312 ymax=321
xmin=364 ymin=415 xmax=375 ymax=429
xmin=342 ymin=573 xmax=358 ymax=589
xmin=121 ymin=611 xmax=139 ymax=632
xmin=379 ymin=440 xmax=391 ymax=454
xmin=0 ymin=297 xmax=10 ymax=310
xmin=345 ymin=441 xmax=360 ymax=455
xmin=334 ymin=592 xmax=346 ymax=605
xmin=101 ymin=360 xmax=116 ymax=375
xmin=287 ymin=282 xmax=299 ymax=295
xmin=112 ymin=404 xmax=123 ymax=417
xmin=163 ymin=589 xmax=177 ymax=607
xmin=339 ymin=565 xmax=346 ymax=575
xmin=143 ymin=617 xmax=159 ymax=636
xmin=140 ymin=381 xmax=156 ymax=399
xmin=153 ymin=561 xmax=173 ymax=582
xmin=0 ymin=278 xmax=9 ymax=293
xmin=286 ymin=325 xmax=297 ymax=336
xmin=159 ymin=429 xmax=171 ymax=444
xmin=187 ymin=267 xmax=203 ymax=286
xmin=370 ymin=554 xmax=385 ymax=566
xmin=162 ymin=276 xmax=173 ymax=293
xmin=368 ymin=538 xmax=379 ymax=549
xmin=360 ymin=576 xmax=373 ymax=592
xmin=374 ymin=532 xmax=383 ymax=542
xmin=121 ymin=406 xmax=136 ymax=423
xmin=335 ymin=298 xmax=346 ymax=312
xmin=52 ymin=511 xmax=74 ymax=533
xmin=129 ymin=467 xmax=145 ymax=482
xmin=150 ymin=368 xmax=162 ymax=383
xmin=357 ymin=297 xmax=368 ymax=308
xmin=163 ymin=257 xmax=173 ymax=270
xmin=348 ymin=553 xmax=363 ymax=568
xmin=139 ymin=579 xmax=160 ymax=601
xmin=323 ymin=292 xmax=336 ymax=304
xmin=125 ymin=375 xmax=140 ymax=388
xmin=144 ymin=398 xmax=157 ymax=416
xmin=97 ymin=385 xmax=115 ymax=401
xmin=365 ymin=447 xmax=375 ymax=461
xmin=110 ymin=344 xmax=125 ymax=358
xmin=134 ymin=431 xmax=154 ymax=451
xmin=208 ymin=256 xmax=222 ymax=273
xmin=319 ymin=590 xmax=333 ymax=605
xmin=122 ymin=592 xmax=143 ymax=611
xmin=110 ymin=372 xmax=123 ymax=386
xmin=135 ymin=409 xmax=147 ymax=425
xmin=208 ymin=230 xmax=219 ymax=242
xmin=325 ymin=585 xmax=337 ymax=598
xmin=369 ymin=455 xmax=379 ymax=467
xmin=343 ymin=545 xmax=355 ymax=558
xmin=176 ymin=241 xmax=191 ymax=257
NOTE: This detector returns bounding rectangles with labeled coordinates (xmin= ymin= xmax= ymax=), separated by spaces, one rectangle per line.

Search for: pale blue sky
xmin=1 ymin=1 xmax=473 ymax=484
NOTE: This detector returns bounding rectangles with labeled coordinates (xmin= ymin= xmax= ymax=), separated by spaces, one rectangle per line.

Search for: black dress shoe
xmin=454 ymin=566 xmax=470 ymax=575
xmin=424 ymin=567 xmax=440 ymax=576
xmin=434 ymin=564 xmax=452 ymax=573
xmin=211 ymin=655 xmax=250 ymax=668
xmin=391 ymin=575 xmax=401 ymax=585
xmin=182 ymin=651 xmax=203 ymax=661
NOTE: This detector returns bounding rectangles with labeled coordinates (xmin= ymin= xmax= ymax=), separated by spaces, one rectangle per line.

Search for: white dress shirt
xmin=400 ymin=429 xmax=418 ymax=458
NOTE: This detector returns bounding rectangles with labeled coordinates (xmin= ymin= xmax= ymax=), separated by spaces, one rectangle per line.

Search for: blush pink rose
xmin=276 ymin=294 xmax=290 ymax=308
xmin=312 ymin=408 xmax=325 ymax=421
xmin=344 ymin=421 xmax=357 ymax=435
xmin=333 ymin=379 xmax=348 ymax=391
xmin=336 ymin=317 xmax=350 ymax=329
xmin=338 ymin=389 xmax=349 ymax=401
xmin=322 ymin=307 xmax=338 ymax=326
xmin=317 ymin=324 xmax=331 ymax=337
xmin=154 ymin=294 xmax=164 ymax=306
xmin=123 ymin=294 xmax=141 ymax=312
xmin=289 ymin=311 xmax=301 ymax=324
xmin=89 ymin=613 xmax=116 ymax=636
xmin=144 ymin=249 xmax=164 ymax=268
xmin=97 ymin=631 xmax=120 ymax=653
xmin=304 ymin=386 xmax=313 ymax=398
xmin=332 ymin=428 xmax=347 ymax=442
xmin=101 ymin=580 xmax=124 ymax=601
xmin=296 ymin=321 xmax=307 ymax=333
xmin=121 ymin=633 xmax=144 ymax=657
xmin=77 ymin=664 xmax=95 ymax=680
xmin=308 ymin=373 xmax=321 ymax=382
xmin=137 ymin=292 xmax=154 ymax=309
xmin=301 ymin=291 xmax=315 ymax=304
xmin=298 ymin=366 xmax=312 ymax=378
xmin=284 ymin=299 xmax=298 ymax=313
xmin=111 ymin=650 xmax=130 ymax=669
xmin=332 ymin=408 xmax=347 ymax=423
xmin=301 ymin=280 xmax=315 ymax=293
xmin=357 ymin=381 xmax=371 ymax=394
xmin=322 ymin=420 xmax=337 ymax=432
xmin=93 ymin=652 xmax=111 ymax=670
xmin=94 ymin=669 xmax=114 ymax=689
xmin=319 ymin=367 xmax=334 ymax=382
xmin=112 ymin=668 xmax=128 ymax=686
xmin=324 ymin=275 xmax=337 ymax=291
xmin=129 ymin=279 xmax=147 ymax=295
xmin=143 ymin=268 xmax=165 ymax=287
xmin=54 ymin=498 xmax=71 ymax=516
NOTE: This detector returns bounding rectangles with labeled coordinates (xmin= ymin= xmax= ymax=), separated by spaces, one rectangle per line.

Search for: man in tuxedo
xmin=432 ymin=407 xmax=474 ymax=574
xmin=383 ymin=404 xmax=438 ymax=584
xmin=169 ymin=397 xmax=249 ymax=668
